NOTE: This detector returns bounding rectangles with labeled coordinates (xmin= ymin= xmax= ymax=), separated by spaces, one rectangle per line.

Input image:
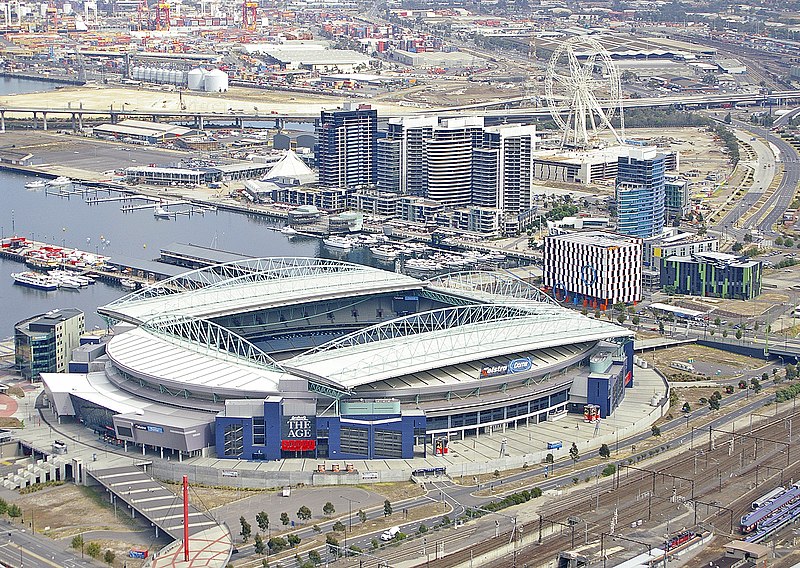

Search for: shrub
xmin=601 ymin=464 xmax=616 ymax=477
xmin=86 ymin=542 xmax=101 ymax=559
xmin=103 ymin=550 xmax=115 ymax=565
xmin=268 ymin=537 xmax=288 ymax=553
xmin=332 ymin=521 xmax=346 ymax=533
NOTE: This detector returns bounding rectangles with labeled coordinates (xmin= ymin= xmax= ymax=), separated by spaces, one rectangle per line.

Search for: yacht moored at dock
xmin=11 ymin=271 xmax=59 ymax=291
xmin=47 ymin=176 xmax=73 ymax=187
xmin=24 ymin=179 xmax=47 ymax=190
xmin=322 ymin=235 xmax=355 ymax=250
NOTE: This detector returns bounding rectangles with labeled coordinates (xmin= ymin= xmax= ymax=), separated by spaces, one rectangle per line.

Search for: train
xmin=752 ymin=487 xmax=785 ymax=510
xmin=663 ymin=531 xmax=695 ymax=550
xmin=740 ymin=483 xmax=800 ymax=542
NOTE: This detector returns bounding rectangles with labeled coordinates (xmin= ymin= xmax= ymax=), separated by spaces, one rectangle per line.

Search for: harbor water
xmin=0 ymin=168 xmax=330 ymax=334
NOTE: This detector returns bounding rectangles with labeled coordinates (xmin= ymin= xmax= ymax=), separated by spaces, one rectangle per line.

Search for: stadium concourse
xmin=37 ymin=257 xmax=668 ymax=483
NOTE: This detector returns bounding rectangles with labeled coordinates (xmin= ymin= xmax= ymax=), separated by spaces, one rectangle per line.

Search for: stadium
xmin=42 ymin=257 xmax=635 ymax=463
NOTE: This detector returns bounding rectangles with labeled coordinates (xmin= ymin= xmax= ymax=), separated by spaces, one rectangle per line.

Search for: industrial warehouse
xmin=41 ymin=258 xmax=636 ymax=463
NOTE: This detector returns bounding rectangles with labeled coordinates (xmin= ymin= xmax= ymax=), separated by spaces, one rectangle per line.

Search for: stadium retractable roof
xmin=99 ymin=257 xmax=422 ymax=324
xmin=287 ymin=302 xmax=630 ymax=389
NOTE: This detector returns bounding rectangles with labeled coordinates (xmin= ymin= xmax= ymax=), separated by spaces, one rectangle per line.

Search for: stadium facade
xmin=42 ymin=258 xmax=634 ymax=462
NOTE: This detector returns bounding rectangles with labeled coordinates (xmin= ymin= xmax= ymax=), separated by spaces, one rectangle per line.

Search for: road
xmin=712 ymin=128 xmax=777 ymax=242
xmin=233 ymin=367 xmax=794 ymax=568
xmin=0 ymin=524 xmax=98 ymax=568
xmin=730 ymin=119 xmax=800 ymax=238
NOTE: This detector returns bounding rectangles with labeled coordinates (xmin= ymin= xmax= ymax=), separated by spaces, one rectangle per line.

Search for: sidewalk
xmin=7 ymin=365 xmax=668 ymax=485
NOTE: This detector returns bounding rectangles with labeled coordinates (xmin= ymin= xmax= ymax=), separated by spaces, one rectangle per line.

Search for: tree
xmin=7 ymin=505 xmax=21 ymax=521
xmin=297 ymin=506 xmax=312 ymax=522
xmin=632 ymin=315 xmax=640 ymax=328
xmin=71 ymin=535 xmax=84 ymax=550
xmin=651 ymin=425 xmax=661 ymax=437
xmin=256 ymin=511 xmax=270 ymax=533
xmin=287 ymin=534 xmax=301 ymax=548
xmin=308 ymin=550 xmax=322 ymax=565
xmin=280 ymin=512 xmax=290 ymax=526
xmin=358 ymin=509 xmax=367 ymax=524
xmin=744 ymin=233 xmax=753 ymax=243
xmin=326 ymin=534 xmax=340 ymax=555
xmin=735 ymin=329 xmax=743 ymax=340
xmin=268 ymin=537 xmax=287 ymax=553
xmin=86 ymin=542 xmax=102 ymax=559
xmin=658 ymin=320 xmax=665 ymax=334
xmin=617 ymin=314 xmax=626 ymax=324
xmin=254 ymin=533 xmax=266 ymax=554
xmin=104 ymin=550 xmax=115 ymax=565
xmin=0 ymin=499 xmax=7 ymax=517
xmin=332 ymin=521 xmax=346 ymax=532
xmin=545 ymin=453 xmax=554 ymax=464
xmin=599 ymin=444 xmax=611 ymax=459
xmin=732 ymin=241 xmax=743 ymax=252
xmin=682 ymin=402 xmax=691 ymax=413
xmin=384 ymin=499 xmax=393 ymax=517
xmin=724 ymin=112 xmax=732 ymax=124
xmin=714 ymin=317 xmax=721 ymax=326
xmin=418 ymin=524 xmax=428 ymax=534
xmin=722 ymin=329 xmax=728 ymax=338
xmin=323 ymin=501 xmax=335 ymax=516
xmin=709 ymin=397 xmax=721 ymax=411
xmin=569 ymin=442 xmax=579 ymax=465
xmin=531 ymin=487 xmax=543 ymax=498
xmin=240 ymin=516 xmax=252 ymax=543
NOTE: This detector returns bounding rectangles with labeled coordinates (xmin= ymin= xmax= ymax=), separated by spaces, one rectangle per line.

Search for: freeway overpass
xmin=2 ymin=90 xmax=800 ymax=131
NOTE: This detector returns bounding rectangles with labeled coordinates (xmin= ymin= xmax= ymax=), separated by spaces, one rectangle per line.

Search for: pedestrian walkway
xmin=90 ymin=466 xmax=233 ymax=568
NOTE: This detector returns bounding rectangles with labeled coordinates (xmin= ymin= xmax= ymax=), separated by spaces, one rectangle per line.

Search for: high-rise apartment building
xmin=616 ymin=147 xmax=666 ymax=239
xmin=376 ymin=116 xmax=483 ymax=207
xmin=315 ymin=102 xmax=377 ymax=189
xmin=425 ymin=117 xmax=484 ymax=207
xmin=472 ymin=124 xmax=537 ymax=214
xmin=377 ymin=116 xmax=437 ymax=196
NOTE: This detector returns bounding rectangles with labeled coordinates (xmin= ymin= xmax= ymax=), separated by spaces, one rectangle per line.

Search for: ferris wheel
xmin=544 ymin=36 xmax=624 ymax=149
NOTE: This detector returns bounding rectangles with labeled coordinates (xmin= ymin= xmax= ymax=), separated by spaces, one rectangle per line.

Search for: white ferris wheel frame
xmin=544 ymin=36 xmax=625 ymax=149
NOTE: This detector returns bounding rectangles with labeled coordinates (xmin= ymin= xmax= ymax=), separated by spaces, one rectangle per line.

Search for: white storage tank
xmin=203 ymin=69 xmax=228 ymax=93
xmin=187 ymin=67 xmax=206 ymax=91
xmin=157 ymin=68 xmax=168 ymax=83
xmin=145 ymin=68 xmax=157 ymax=83
xmin=174 ymin=69 xmax=186 ymax=86
xmin=167 ymin=69 xmax=180 ymax=85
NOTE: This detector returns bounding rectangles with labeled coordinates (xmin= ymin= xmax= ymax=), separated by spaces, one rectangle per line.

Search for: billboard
xmin=479 ymin=357 xmax=533 ymax=378
xmin=281 ymin=415 xmax=316 ymax=452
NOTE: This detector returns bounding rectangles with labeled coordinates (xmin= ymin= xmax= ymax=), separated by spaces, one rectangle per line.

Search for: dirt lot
xmin=599 ymin=127 xmax=731 ymax=189
xmin=0 ymin=85 xmax=414 ymax=118
xmin=357 ymin=482 xmax=425 ymax=503
xmin=14 ymin=484 xmax=139 ymax=539
xmin=162 ymin=481 xmax=257 ymax=511
xmin=675 ymin=291 xmax=790 ymax=319
xmin=649 ymin=344 xmax=763 ymax=380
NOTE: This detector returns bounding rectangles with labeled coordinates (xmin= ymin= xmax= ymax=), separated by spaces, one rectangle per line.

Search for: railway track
xmin=484 ymin=411 xmax=800 ymax=568
xmin=300 ymin=412 xmax=800 ymax=568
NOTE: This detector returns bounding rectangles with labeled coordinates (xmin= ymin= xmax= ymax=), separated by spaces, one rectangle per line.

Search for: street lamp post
xmin=340 ymin=495 xmax=360 ymax=551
